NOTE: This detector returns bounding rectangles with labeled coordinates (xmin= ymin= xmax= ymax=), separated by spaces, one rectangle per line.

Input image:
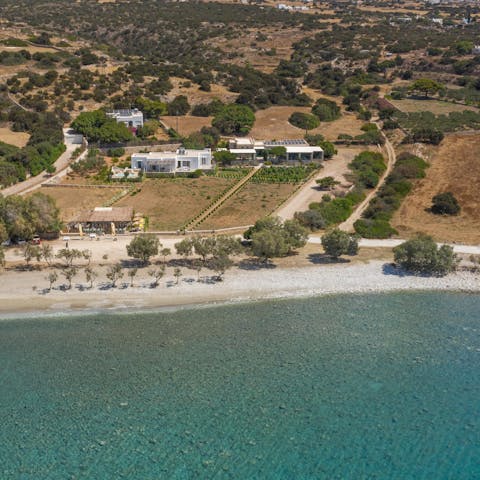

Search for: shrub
xmin=405 ymin=127 xmax=444 ymax=145
xmin=107 ymin=147 xmax=125 ymax=157
xmin=311 ymin=98 xmax=341 ymax=122
xmin=353 ymin=218 xmax=397 ymax=239
xmin=319 ymin=141 xmax=337 ymax=159
xmin=294 ymin=209 xmax=326 ymax=230
xmin=431 ymin=192 xmax=460 ymax=215
xmin=288 ymin=112 xmax=320 ymax=131
xmin=304 ymin=133 xmax=324 ymax=145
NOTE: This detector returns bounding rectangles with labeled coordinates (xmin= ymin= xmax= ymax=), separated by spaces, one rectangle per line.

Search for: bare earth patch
xmin=161 ymin=116 xmax=213 ymax=136
xmin=31 ymin=186 xmax=127 ymax=222
xmin=0 ymin=127 xmax=30 ymax=148
xmin=392 ymin=133 xmax=480 ymax=244
xmin=201 ymin=182 xmax=298 ymax=229
xmin=250 ymin=106 xmax=364 ymax=141
xmin=115 ymin=177 xmax=235 ymax=231
xmin=389 ymin=98 xmax=479 ymax=115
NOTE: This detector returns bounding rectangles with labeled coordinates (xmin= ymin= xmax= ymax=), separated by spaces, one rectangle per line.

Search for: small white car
xmin=89 ymin=233 xmax=97 ymax=239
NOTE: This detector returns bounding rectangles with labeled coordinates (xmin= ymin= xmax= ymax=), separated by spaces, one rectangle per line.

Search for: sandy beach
xmin=1 ymin=257 xmax=479 ymax=318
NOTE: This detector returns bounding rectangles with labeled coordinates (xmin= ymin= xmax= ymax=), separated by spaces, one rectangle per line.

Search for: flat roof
xmin=230 ymin=149 xmax=257 ymax=154
xmin=265 ymin=139 xmax=309 ymax=146
xmin=285 ymin=146 xmax=323 ymax=153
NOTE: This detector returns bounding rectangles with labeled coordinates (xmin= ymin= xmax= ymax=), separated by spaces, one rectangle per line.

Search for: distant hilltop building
xmin=106 ymin=108 xmax=144 ymax=129
xmin=131 ymin=148 xmax=213 ymax=174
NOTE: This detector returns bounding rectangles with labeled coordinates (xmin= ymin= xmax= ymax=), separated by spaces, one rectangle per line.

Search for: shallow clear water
xmin=1 ymin=292 xmax=480 ymax=479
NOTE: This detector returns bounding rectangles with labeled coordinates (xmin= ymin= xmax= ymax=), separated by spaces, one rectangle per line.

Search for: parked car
xmin=32 ymin=235 xmax=41 ymax=245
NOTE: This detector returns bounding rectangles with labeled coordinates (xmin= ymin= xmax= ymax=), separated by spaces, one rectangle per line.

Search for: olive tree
xmin=393 ymin=234 xmax=457 ymax=276
xmin=148 ymin=265 xmax=166 ymax=288
xmin=127 ymin=234 xmax=160 ymax=265
xmin=106 ymin=263 xmax=123 ymax=287
xmin=321 ymin=229 xmax=359 ymax=260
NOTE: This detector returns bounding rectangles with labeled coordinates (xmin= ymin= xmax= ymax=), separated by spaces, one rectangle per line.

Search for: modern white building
xmin=106 ymin=108 xmax=144 ymax=128
xmin=131 ymin=148 xmax=213 ymax=174
xmin=228 ymin=138 xmax=323 ymax=164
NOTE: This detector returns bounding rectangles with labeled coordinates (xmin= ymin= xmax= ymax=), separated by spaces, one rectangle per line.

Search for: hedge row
xmin=354 ymin=152 xmax=429 ymax=238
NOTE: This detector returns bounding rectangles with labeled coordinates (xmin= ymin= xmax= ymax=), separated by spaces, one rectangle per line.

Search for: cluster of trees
xmin=311 ymin=98 xmax=341 ymax=122
xmin=71 ymin=110 xmax=133 ymax=144
xmin=0 ymin=193 xmax=62 ymax=243
xmin=354 ymin=152 xmax=428 ymax=238
xmin=174 ymin=235 xmax=242 ymax=280
xmin=0 ymin=108 xmax=65 ymax=186
xmin=212 ymin=104 xmax=255 ymax=135
xmin=296 ymin=190 xmax=364 ymax=231
xmin=349 ymin=151 xmax=386 ymax=189
xmin=244 ymin=217 xmax=308 ymax=262
xmin=227 ymin=64 xmax=312 ymax=110
xmin=125 ymin=233 xmax=244 ymax=281
xmin=393 ymin=235 xmax=457 ymax=276
xmin=392 ymin=110 xmax=480 ymax=138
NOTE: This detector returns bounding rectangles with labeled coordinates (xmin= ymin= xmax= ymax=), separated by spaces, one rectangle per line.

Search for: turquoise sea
xmin=1 ymin=292 xmax=479 ymax=479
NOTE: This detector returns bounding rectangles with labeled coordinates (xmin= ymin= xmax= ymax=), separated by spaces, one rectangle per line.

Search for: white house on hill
xmin=131 ymin=148 xmax=213 ymax=174
xmin=107 ymin=108 xmax=144 ymax=128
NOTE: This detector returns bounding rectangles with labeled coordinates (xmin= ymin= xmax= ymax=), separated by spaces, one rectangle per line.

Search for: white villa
xmin=228 ymin=138 xmax=323 ymax=164
xmin=106 ymin=108 xmax=144 ymax=129
xmin=131 ymin=148 xmax=213 ymax=174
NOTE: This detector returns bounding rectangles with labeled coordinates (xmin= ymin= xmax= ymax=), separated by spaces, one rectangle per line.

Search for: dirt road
xmin=0 ymin=129 xmax=85 ymax=197
xmin=275 ymin=146 xmax=365 ymax=220
xmin=338 ymin=129 xmax=396 ymax=232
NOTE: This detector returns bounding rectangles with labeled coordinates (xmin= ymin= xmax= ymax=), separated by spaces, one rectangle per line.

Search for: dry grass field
xmin=0 ymin=127 xmax=30 ymax=147
xmin=201 ymin=182 xmax=298 ymax=229
xmin=211 ymin=26 xmax=307 ymax=73
xmin=389 ymin=98 xmax=479 ymax=115
xmin=116 ymin=177 xmax=235 ymax=231
xmin=32 ymin=186 xmax=127 ymax=222
xmin=0 ymin=44 xmax=59 ymax=54
xmin=392 ymin=133 xmax=480 ymax=244
xmin=164 ymin=77 xmax=238 ymax=105
xmin=249 ymin=106 xmax=364 ymax=141
xmin=161 ymin=116 xmax=213 ymax=136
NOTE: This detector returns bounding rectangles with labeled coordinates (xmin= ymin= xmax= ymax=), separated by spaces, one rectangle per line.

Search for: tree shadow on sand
xmin=308 ymin=253 xmax=350 ymax=265
xmin=381 ymin=262 xmax=440 ymax=278
xmin=237 ymin=258 xmax=277 ymax=271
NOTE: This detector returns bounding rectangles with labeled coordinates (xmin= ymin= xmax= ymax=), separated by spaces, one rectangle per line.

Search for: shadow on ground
xmin=308 ymin=253 xmax=350 ymax=265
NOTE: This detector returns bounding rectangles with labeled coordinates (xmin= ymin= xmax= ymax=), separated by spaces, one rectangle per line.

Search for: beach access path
xmin=338 ymin=126 xmax=396 ymax=232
